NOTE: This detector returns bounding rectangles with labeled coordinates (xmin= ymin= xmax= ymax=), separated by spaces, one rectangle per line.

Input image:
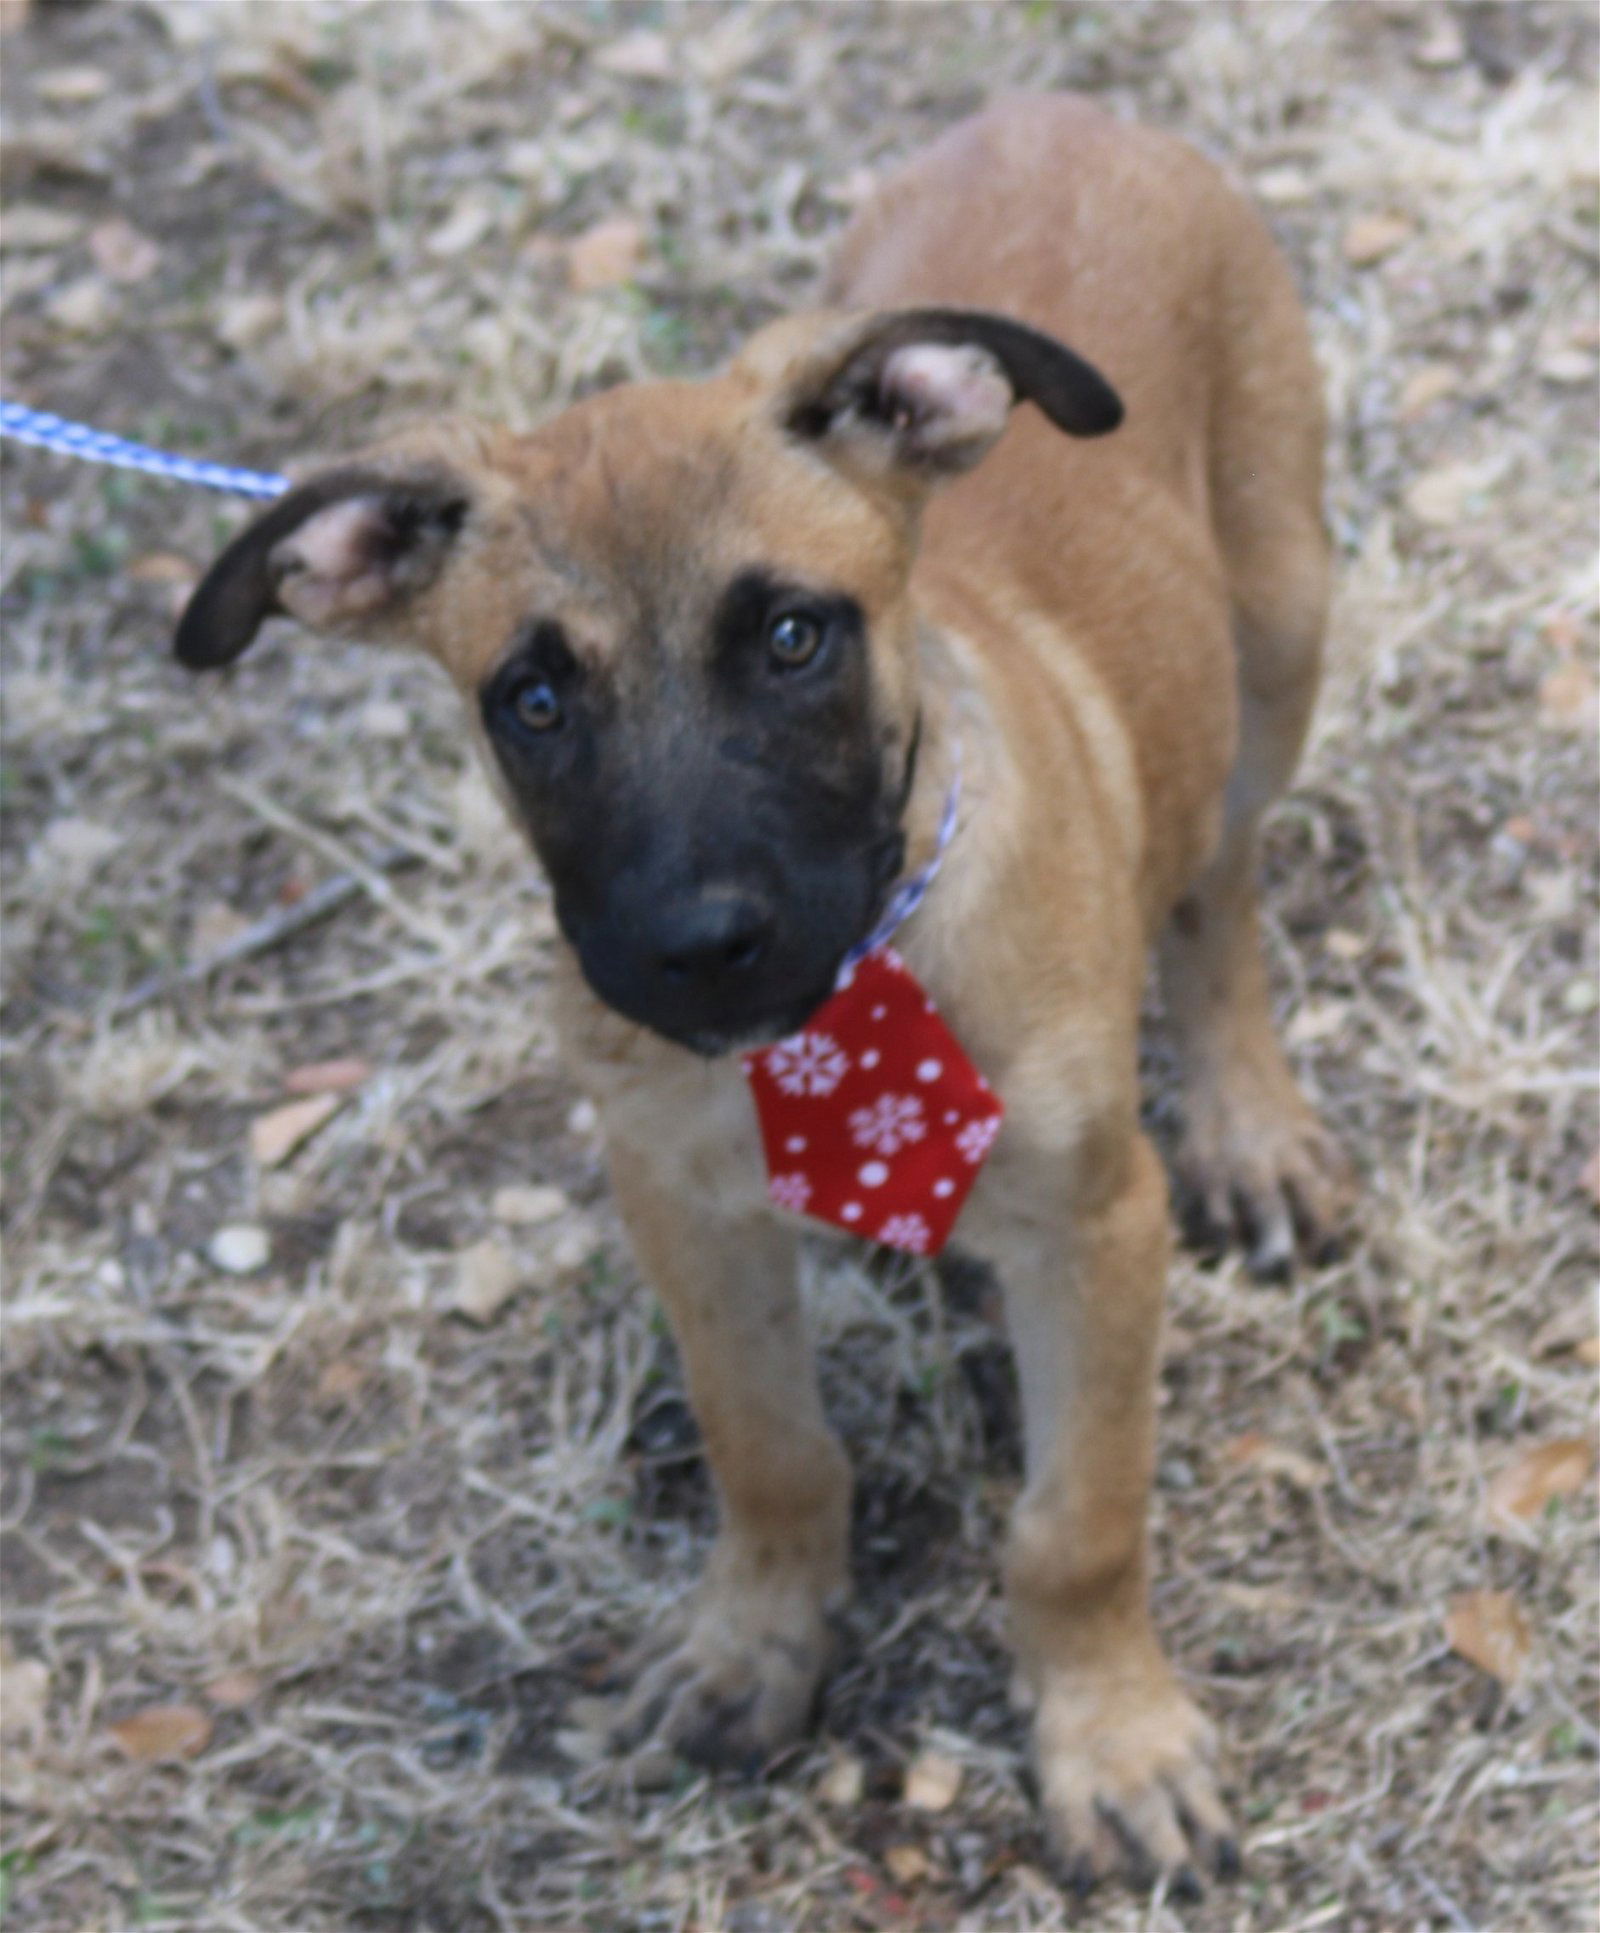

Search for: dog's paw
xmin=605 ymin=1585 xmax=836 ymax=1773
xmin=1174 ymin=1055 xmax=1353 ymax=1280
xmin=1032 ymin=1666 xmax=1236 ymax=1898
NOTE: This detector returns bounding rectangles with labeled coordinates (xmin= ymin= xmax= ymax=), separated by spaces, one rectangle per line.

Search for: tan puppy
xmin=176 ymin=95 xmax=1350 ymax=1891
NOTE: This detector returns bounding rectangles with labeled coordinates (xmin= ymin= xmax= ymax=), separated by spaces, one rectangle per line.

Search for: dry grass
xmin=2 ymin=3 xmax=1596 ymax=1929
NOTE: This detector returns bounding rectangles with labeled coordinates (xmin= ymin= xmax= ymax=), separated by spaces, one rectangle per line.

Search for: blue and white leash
xmin=0 ymin=397 xmax=967 ymax=935
xmin=838 ymin=758 xmax=962 ymax=979
xmin=0 ymin=400 xmax=290 ymax=500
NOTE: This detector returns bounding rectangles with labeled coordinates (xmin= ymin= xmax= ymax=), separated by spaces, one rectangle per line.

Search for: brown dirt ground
xmin=2 ymin=3 xmax=1596 ymax=1930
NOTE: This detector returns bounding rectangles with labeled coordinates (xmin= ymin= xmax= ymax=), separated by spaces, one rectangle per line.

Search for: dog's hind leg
xmin=1157 ymin=228 xmax=1353 ymax=1278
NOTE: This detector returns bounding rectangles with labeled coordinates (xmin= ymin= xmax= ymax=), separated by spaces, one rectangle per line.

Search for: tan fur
xmin=189 ymin=94 xmax=1354 ymax=1891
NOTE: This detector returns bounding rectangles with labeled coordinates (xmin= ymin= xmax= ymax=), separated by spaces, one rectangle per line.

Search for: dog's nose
xmin=652 ymin=891 xmax=773 ymax=985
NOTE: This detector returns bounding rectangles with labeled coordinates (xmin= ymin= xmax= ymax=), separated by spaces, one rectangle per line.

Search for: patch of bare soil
xmin=2 ymin=4 xmax=1595 ymax=1929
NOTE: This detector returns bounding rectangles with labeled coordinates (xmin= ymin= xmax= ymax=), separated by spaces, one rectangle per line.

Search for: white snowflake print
xmin=877 ymin=1212 xmax=933 ymax=1253
xmin=849 ymin=1092 xmax=927 ymax=1156
xmin=765 ymin=1030 xmax=849 ymax=1097
xmin=767 ymin=1171 xmax=813 ymax=1214
xmin=955 ymin=1114 xmax=1002 ymax=1164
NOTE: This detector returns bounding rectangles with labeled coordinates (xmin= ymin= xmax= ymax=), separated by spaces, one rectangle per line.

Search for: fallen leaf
xmin=1404 ymin=458 xmax=1505 ymax=527
xmin=89 ymin=216 xmax=160 ymax=283
xmin=816 ymin=1748 xmax=865 ymax=1806
xmin=249 ymin=1093 xmax=342 ymax=1167
xmin=315 ymin=1357 xmax=368 ymax=1403
xmin=1487 ymin=1440 xmax=1593 ymax=1527
xmin=1324 ymin=927 xmax=1368 ymax=960
xmin=567 ymin=216 xmax=644 ymax=292
xmin=0 ymin=204 xmax=85 ymax=250
xmin=35 ymin=64 xmax=110 ymax=104
xmin=207 ymin=1225 xmax=270 ymax=1276
xmin=128 ymin=551 xmax=199 ymax=587
xmin=1398 ymin=363 xmax=1459 ymax=420
xmin=108 ymin=1703 xmax=212 ymax=1762
xmin=426 ymin=195 xmax=496 ymax=259
xmin=1444 ymin=1590 xmax=1532 ymax=1686
xmin=283 ymin=1057 xmax=371 ymax=1096
xmin=1537 ymin=660 xmax=1595 ymax=732
xmin=1285 ymin=997 xmax=1346 ymax=1047
xmin=189 ymin=900 xmax=252 ymax=955
xmin=32 ymin=815 xmax=120 ymax=879
xmin=883 ymin=1844 xmax=930 ymax=1885
xmin=903 ymin=1748 xmax=962 ymax=1811
xmin=0 ymin=1653 xmax=50 ymax=1744
xmin=202 ymin=1671 xmax=262 ymax=1708
xmin=453 ymin=1237 xmax=522 ymax=1324
xmin=491 ymin=1183 xmax=568 ymax=1227
xmin=1222 ymin=1432 xmax=1326 ymax=1490
xmin=595 ymin=29 xmax=674 ymax=80
xmin=1342 ymin=213 xmax=1411 ymax=267
xmin=214 ymin=292 xmax=283 ymax=351
xmin=1578 ymin=1338 xmax=1600 ymax=1367
xmin=45 ymin=275 xmax=112 ymax=333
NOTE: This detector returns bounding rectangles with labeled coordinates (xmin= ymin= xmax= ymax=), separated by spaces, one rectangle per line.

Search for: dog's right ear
xmin=174 ymin=465 xmax=472 ymax=669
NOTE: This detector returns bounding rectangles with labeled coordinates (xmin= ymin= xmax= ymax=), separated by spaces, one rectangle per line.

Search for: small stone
xmin=1560 ymin=977 xmax=1597 ymax=1015
xmin=208 ymin=1225 xmax=270 ymax=1275
xmin=1539 ymin=348 xmax=1596 ymax=388
xmin=35 ymin=64 xmax=110 ymax=104
xmin=492 ymin=1183 xmax=569 ymax=1227
xmin=816 ymin=1749 xmax=865 ymax=1806
xmin=903 ymin=1748 xmax=962 ymax=1812
xmin=1253 ymin=166 xmax=1313 ymax=206
xmin=884 ymin=1844 xmax=930 ymax=1885
xmin=214 ymin=293 xmax=283 ymax=351
xmin=358 ymin=699 xmax=411 ymax=740
xmin=0 ymin=204 xmax=84 ymax=251
xmin=453 ymin=1237 xmax=522 ymax=1324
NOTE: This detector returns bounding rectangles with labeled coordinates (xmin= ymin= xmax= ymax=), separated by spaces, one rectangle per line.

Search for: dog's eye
xmin=767 ymin=611 xmax=823 ymax=669
xmin=509 ymin=678 xmax=562 ymax=733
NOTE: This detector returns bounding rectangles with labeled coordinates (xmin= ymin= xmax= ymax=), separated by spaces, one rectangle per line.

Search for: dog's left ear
xmin=780 ymin=307 xmax=1122 ymax=480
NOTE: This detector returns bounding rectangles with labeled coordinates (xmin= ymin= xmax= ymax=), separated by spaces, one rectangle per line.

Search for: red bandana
xmin=742 ymin=947 xmax=1003 ymax=1255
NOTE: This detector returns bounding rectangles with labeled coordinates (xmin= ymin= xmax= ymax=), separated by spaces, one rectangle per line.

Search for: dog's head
xmin=176 ymin=309 xmax=1119 ymax=1052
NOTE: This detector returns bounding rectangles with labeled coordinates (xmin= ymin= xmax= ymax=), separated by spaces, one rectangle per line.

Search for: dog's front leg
xmin=990 ymin=1129 xmax=1235 ymax=1894
xmin=600 ymin=1128 xmax=851 ymax=1772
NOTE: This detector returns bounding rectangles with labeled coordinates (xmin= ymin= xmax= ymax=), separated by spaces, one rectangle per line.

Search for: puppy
xmin=175 ymin=94 xmax=1350 ymax=1889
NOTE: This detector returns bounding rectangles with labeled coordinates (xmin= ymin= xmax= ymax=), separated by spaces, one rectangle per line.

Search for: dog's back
xmin=832 ymin=95 xmax=1330 ymax=924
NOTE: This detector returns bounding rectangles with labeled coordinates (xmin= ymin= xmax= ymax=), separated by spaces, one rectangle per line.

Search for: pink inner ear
xmin=879 ymin=343 xmax=1013 ymax=451
xmin=282 ymin=497 xmax=385 ymax=583
xmin=274 ymin=497 xmax=394 ymax=625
